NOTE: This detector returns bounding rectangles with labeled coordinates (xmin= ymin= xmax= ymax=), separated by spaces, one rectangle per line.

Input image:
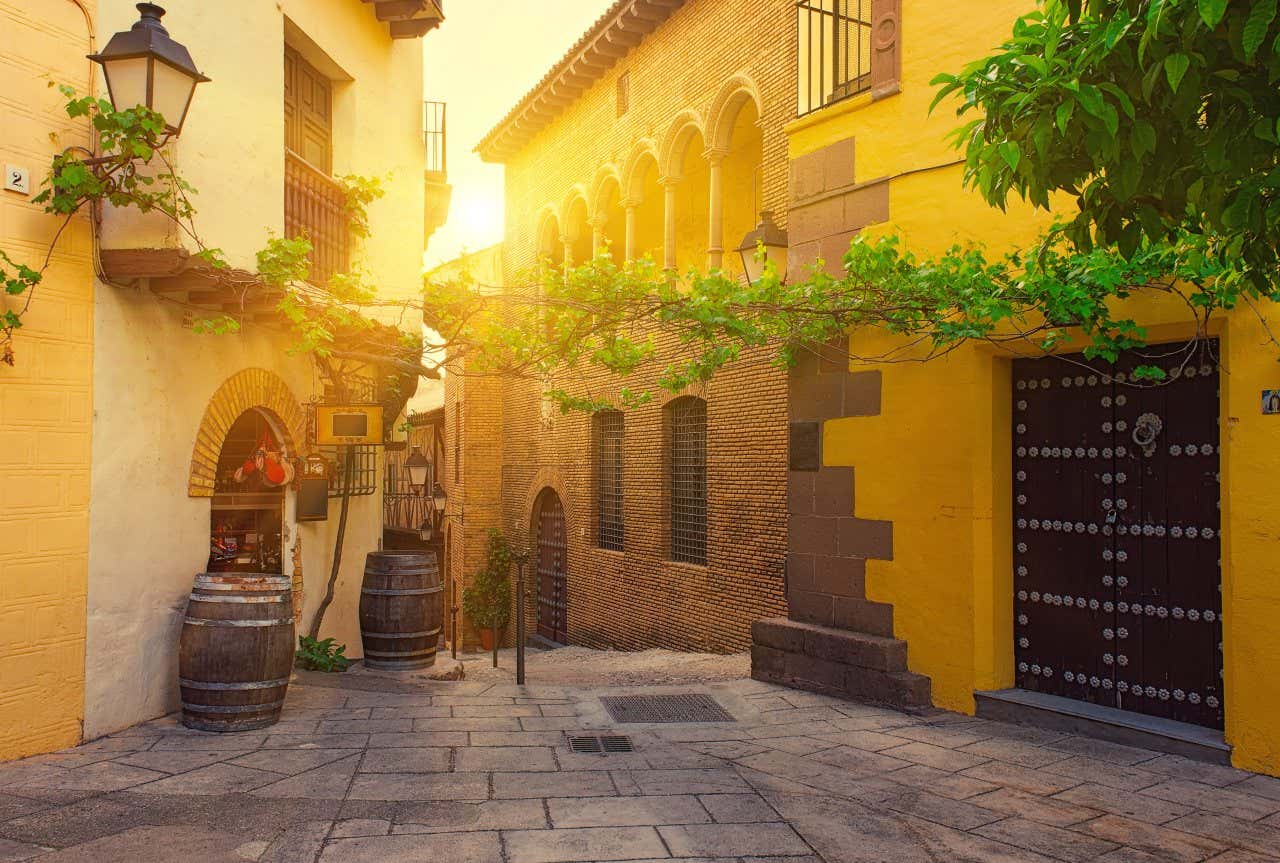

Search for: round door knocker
xmin=1132 ymin=412 xmax=1163 ymax=457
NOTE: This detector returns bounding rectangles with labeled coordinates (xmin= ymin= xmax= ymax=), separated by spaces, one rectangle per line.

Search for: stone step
xmin=750 ymin=617 xmax=933 ymax=713
xmin=975 ymin=688 xmax=1231 ymax=765
xmin=753 ymin=617 xmax=907 ymax=672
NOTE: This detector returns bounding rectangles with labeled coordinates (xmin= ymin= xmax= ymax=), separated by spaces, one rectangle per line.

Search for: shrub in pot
xmin=462 ymin=528 xmax=511 ymax=650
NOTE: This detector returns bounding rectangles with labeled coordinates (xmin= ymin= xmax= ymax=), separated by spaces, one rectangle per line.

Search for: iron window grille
xmin=669 ymin=397 xmax=707 ymax=565
xmin=595 ymin=410 xmax=625 ymax=551
xmin=797 ymin=0 xmax=873 ymax=116
xmin=323 ymin=444 xmax=378 ymax=498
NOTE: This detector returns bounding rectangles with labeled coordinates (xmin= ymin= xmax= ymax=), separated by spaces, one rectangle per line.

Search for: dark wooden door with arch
xmin=535 ymin=490 xmax=568 ymax=644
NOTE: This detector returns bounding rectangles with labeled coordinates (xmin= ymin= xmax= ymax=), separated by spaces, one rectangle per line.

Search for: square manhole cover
xmin=600 ymin=693 xmax=736 ymax=723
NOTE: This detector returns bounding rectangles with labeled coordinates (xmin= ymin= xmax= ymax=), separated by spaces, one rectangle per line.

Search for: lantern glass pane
xmin=103 ymin=57 xmax=149 ymax=112
xmin=741 ymin=248 xmax=766 ymax=285
xmin=152 ymin=61 xmax=197 ymax=130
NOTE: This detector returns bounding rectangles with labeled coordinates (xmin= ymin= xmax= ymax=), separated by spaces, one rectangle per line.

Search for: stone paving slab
xmin=3 ymin=671 xmax=1280 ymax=862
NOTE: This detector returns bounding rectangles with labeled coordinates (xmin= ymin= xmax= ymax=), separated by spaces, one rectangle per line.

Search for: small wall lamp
xmin=736 ymin=210 xmax=789 ymax=285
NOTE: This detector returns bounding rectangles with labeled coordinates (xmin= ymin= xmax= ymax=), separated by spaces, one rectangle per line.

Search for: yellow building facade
xmin=771 ymin=0 xmax=1280 ymax=776
xmin=0 ymin=0 xmax=97 ymax=762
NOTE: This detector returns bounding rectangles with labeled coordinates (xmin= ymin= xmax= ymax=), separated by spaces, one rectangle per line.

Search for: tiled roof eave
xmin=476 ymin=0 xmax=687 ymax=163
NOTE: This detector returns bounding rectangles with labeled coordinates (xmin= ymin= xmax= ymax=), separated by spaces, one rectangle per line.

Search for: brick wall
xmin=446 ymin=0 xmax=800 ymax=652
xmin=0 ymin=0 xmax=96 ymax=760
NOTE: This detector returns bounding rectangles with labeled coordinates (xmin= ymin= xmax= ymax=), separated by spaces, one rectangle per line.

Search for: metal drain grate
xmin=567 ymin=735 xmax=634 ymax=753
xmin=600 ymin=693 xmax=736 ymax=724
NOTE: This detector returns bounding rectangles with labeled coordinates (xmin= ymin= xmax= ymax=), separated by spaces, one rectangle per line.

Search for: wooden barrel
xmin=360 ymin=550 xmax=442 ymax=670
xmin=178 ymin=573 xmax=294 ymax=732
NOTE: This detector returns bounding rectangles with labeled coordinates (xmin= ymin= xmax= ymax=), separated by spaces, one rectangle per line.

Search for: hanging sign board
xmin=315 ymin=404 xmax=384 ymax=446
xmin=296 ymin=478 xmax=330 ymax=522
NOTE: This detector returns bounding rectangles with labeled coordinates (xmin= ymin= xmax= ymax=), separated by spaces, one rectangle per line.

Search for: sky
xmin=422 ymin=0 xmax=617 ymax=270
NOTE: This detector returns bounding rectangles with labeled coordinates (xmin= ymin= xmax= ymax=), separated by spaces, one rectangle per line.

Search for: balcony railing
xmin=285 ymin=150 xmax=350 ymax=287
xmin=424 ymin=100 xmax=447 ymax=177
xmin=797 ymin=0 xmax=873 ymax=116
xmin=383 ymin=453 xmax=434 ymax=531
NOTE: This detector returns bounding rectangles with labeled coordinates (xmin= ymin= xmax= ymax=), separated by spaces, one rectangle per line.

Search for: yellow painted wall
xmin=0 ymin=0 xmax=96 ymax=761
xmin=792 ymin=0 xmax=1280 ymax=776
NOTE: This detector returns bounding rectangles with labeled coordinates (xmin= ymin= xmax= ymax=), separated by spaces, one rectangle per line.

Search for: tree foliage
xmin=426 ymin=230 xmax=1232 ymax=411
xmin=932 ymin=0 xmax=1280 ymax=298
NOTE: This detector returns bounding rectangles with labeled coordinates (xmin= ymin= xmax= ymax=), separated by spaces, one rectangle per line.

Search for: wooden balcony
xmin=285 ymin=150 xmax=350 ymax=287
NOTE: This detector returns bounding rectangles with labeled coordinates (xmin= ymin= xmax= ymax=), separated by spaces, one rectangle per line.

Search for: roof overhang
xmin=476 ymin=0 xmax=686 ymax=163
xmin=361 ymin=0 xmax=444 ymax=40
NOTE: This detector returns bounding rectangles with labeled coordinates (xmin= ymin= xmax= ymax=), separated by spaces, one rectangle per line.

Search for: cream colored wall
xmin=97 ymin=0 xmax=427 ymax=302
xmin=0 ymin=0 xmax=96 ymax=762
xmin=85 ymin=289 xmax=380 ymax=737
xmin=84 ymin=0 xmax=422 ymax=737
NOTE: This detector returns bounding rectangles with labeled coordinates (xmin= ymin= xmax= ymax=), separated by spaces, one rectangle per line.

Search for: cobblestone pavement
xmin=2 ymin=668 xmax=1279 ymax=862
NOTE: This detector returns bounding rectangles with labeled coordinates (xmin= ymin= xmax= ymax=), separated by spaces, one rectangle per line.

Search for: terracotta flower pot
xmin=479 ymin=627 xmax=497 ymax=651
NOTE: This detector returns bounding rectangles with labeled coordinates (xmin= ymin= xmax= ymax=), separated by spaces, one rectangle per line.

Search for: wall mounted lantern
xmin=736 ymin=210 xmax=789 ymax=286
xmin=431 ymin=482 xmax=448 ymax=518
xmin=89 ymin=3 xmax=211 ymax=135
xmin=404 ymin=445 xmax=431 ymax=493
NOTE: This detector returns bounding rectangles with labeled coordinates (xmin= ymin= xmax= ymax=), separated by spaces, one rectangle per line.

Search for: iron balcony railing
xmin=384 ymin=451 xmax=434 ymax=530
xmin=797 ymin=0 xmax=873 ymax=116
xmin=285 ymin=150 xmax=350 ymax=287
xmin=424 ymin=100 xmax=447 ymax=177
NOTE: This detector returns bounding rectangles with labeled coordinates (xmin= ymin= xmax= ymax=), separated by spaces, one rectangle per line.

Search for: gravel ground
xmin=450 ymin=645 xmax=751 ymax=686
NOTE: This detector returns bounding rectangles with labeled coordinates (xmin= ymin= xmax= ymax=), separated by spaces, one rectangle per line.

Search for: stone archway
xmin=188 ymin=368 xmax=307 ymax=497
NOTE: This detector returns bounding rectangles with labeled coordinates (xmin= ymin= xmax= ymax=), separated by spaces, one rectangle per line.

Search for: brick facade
xmin=446 ymin=0 xmax=802 ymax=652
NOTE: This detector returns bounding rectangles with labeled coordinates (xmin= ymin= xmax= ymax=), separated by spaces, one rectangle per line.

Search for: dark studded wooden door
xmin=1013 ymin=343 xmax=1223 ymax=729
xmin=535 ymin=490 xmax=568 ymax=644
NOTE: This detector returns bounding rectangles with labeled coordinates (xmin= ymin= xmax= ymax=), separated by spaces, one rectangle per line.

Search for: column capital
xmin=620 ymin=196 xmax=641 ymax=210
xmin=703 ymin=146 xmax=730 ymax=164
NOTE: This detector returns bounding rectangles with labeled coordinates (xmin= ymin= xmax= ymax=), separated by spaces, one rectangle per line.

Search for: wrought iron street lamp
xmin=403 ymin=445 xmax=434 ymax=541
xmin=736 ymin=210 xmax=789 ymax=286
xmin=404 ymin=445 xmax=431 ymax=493
xmin=89 ymin=3 xmax=211 ymax=135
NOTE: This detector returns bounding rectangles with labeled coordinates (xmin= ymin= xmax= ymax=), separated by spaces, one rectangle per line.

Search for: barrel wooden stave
xmin=179 ymin=573 xmax=294 ymax=732
xmin=360 ymin=551 xmax=442 ymax=671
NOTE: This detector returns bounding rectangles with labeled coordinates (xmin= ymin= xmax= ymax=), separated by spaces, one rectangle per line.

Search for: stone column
xmin=661 ymin=177 xmax=678 ymax=270
xmin=561 ymin=236 xmax=572 ymax=268
xmin=623 ymin=198 xmax=639 ymax=261
xmin=590 ymin=215 xmax=607 ymax=259
xmin=705 ymin=148 xmax=728 ymax=270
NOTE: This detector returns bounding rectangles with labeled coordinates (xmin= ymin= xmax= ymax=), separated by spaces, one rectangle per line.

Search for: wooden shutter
xmin=284 ymin=46 xmax=333 ymax=173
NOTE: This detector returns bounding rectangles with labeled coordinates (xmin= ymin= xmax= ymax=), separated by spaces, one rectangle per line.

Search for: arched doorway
xmin=534 ymin=488 xmax=568 ymax=644
xmin=207 ymin=408 xmax=292 ymax=574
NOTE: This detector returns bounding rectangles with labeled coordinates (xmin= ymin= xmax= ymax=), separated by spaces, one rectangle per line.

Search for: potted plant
xmin=462 ymin=529 xmax=512 ymax=651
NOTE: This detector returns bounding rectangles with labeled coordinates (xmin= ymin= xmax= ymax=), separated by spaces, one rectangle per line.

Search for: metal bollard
xmin=513 ymin=552 xmax=530 ymax=685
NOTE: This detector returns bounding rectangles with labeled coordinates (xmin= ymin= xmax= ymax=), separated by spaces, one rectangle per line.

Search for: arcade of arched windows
xmin=532 ymin=80 xmax=767 ymax=282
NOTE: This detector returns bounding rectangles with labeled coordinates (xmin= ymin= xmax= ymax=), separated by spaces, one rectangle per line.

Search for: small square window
xmin=616 ymin=72 xmax=630 ymax=117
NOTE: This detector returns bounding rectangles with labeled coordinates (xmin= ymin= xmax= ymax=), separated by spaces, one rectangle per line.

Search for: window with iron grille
xmin=594 ymin=410 xmax=625 ymax=550
xmin=797 ymin=0 xmax=873 ymax=116
xmin=668 ymin=397 xmax=707 ymax=565
xmin=322 ymin=444 xmax=378 ymax=498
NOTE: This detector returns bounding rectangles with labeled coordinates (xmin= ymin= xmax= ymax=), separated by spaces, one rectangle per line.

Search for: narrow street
xmin=0 ymin=653 xmax=1277 ymax=863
